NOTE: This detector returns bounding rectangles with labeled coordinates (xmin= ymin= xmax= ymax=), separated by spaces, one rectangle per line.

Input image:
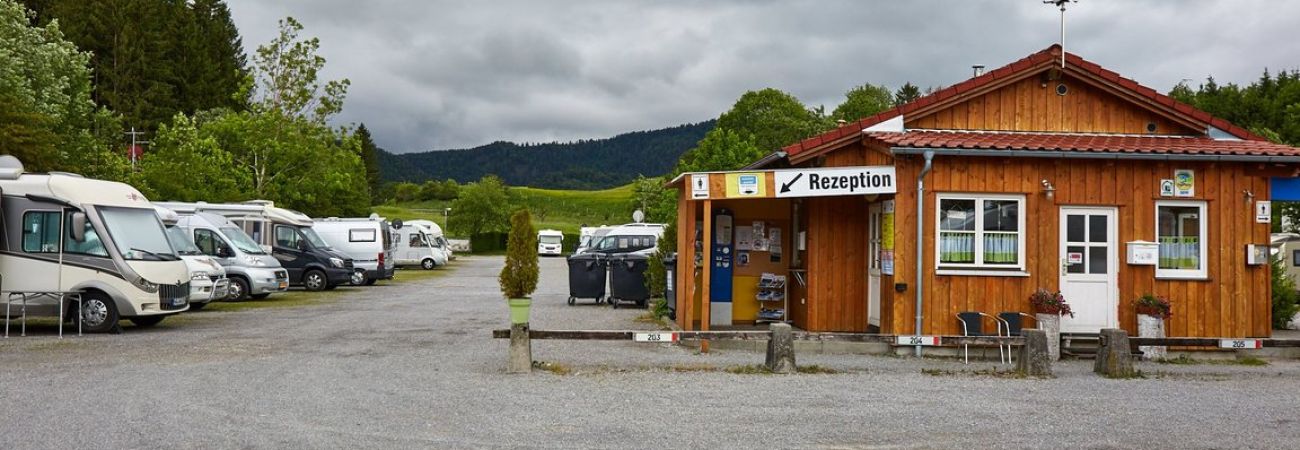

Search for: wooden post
xmin=701 ymin=199 xmax=712 ymax=353
xmin=507 ymin=322 xmax=532 ymax=373
xmin=1016 ymin=329 xmax=1052 ymax=377
xmin=1094 ymin=328 xmax=1135 ymax=378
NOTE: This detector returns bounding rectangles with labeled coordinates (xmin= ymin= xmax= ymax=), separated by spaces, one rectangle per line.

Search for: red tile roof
xmin=863 ymin=130 xmax=1300 ymax=157
xmin=780 ymin=44 xmax=1275 ymax=162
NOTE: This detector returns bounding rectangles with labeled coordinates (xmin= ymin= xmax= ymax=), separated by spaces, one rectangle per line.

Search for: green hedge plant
xmin=499 ymin=209 xmax=539 ymax=299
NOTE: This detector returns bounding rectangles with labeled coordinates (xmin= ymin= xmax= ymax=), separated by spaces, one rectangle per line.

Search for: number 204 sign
xmin=895 ymin=336 xmax=940 ymax=346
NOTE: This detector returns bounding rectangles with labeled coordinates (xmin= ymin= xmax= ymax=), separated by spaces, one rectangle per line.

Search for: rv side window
xmin=349 ymin=229 xmax=376 ymax=242
xmin=194 ymin=229 xmax=226 ymax=256
xmin=64 ymin=215 xmax=108 ymax=257
xmin=409 ymin=233 xmax=427 ymax=248
xmin=275 ymin=225 xmax=302 ymax=249
xmin=22 ymin=211 xmax=61 ymax=253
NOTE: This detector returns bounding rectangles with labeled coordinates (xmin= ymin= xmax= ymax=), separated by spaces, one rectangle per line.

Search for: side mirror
xmin=297 ymin=240 xmax=309 ymax=251
xmin=70 ymin=212 xmax=87 ymax=242
xmin=216 ymin=245 xmax=233 ymax=258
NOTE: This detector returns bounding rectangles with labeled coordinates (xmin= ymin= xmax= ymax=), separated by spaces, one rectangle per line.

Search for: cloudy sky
xmin=225 ymin=0 xmax=1300 ymax=153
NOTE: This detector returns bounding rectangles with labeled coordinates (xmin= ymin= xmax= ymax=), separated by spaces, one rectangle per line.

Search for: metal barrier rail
xmin=490 ymin=329 xmax=1025 ymax=347
xmin=1123 ymin=337 xmax=1300 ymax=349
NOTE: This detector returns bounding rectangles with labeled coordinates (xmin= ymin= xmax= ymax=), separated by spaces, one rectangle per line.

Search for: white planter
xmin=1137 ymin=314 xmax=1167 ymax=360
xmin=1036 ymin=313 xmax=1061 ymax=361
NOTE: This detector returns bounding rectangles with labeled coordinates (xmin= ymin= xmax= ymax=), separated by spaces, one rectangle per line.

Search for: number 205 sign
xmin=1219 ymin=339 xmax=1262 ymax=349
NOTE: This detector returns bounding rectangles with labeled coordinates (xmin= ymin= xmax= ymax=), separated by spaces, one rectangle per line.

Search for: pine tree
xmin=356 ymin=124 xmax=383 ymax=204
xmin=499 ymin=209 xmax=539 ymax=299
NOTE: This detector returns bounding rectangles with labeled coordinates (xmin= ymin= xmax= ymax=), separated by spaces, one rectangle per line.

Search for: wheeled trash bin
xmin=608 ymin=254 xmax=650 ymax=309
xmin=566 ymin=252 xmax=607 ymax=305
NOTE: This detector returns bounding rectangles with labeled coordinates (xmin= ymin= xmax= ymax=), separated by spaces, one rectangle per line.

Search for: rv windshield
xmin=220 ymin=227 xmax=266 ymax=254
xmin=164 ymin=226 xmax=202 ymax=256
xmin=99 ymin=207 xmax=178 ymax=261
xmin=540 ymin=235 xmax=563 ymax=245
xmin=300 ymin=226 xmax=330 ymax=249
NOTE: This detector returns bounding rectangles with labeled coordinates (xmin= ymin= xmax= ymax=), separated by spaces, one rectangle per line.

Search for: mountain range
xmin=379 ymin=120 xmax=714 ymax=189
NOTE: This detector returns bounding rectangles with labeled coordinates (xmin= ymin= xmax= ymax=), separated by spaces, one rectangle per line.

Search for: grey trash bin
xmin=608 ymin=254 xmax=650 ymax=309
xmin=566 ymin=252 xmax=607 ymax=305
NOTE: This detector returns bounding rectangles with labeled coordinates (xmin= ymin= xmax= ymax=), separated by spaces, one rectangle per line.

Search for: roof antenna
xmin=1044 ymin=0 xmax=1077 ymax=68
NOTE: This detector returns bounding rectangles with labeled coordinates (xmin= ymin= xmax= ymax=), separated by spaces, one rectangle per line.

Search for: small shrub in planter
xmin=1134 ymin=294 xmax=1172 ymax=319
xmin=499 ymin=209 xmax=539 ymax=301
xmin=1028 ymin=288 xmax=1074 ymax=318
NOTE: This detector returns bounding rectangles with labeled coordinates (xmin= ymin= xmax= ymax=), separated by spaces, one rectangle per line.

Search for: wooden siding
xmin=804 ymin=195 xmax=870 ymax=332
xmin=880 ymin=152 xmax=1272 ymax=338
xmin=906 ymin=73 xmax=1200 ymax=136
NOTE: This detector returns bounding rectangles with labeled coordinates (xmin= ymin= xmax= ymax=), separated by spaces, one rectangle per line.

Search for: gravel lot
xmin=3 ymin=255 xmax=1300 ymax=449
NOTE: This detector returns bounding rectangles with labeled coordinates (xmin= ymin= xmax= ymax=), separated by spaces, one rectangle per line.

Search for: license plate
xmin=171 ymin=298 xmax=186 ymax=306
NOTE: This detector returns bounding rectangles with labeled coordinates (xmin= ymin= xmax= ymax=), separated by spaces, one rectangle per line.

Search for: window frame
xmin=934 ymin=193 xmax=1027 ymax=272
xmin=1293 ymin=249 xmax=1300 ymax=267
xmin=1155 ymin=200 xmax=1208 ymax=280
xmin=349 ymin=228 xmax=377 ymax=242
xmin=21 ymin=210 xmax=62 ymax=254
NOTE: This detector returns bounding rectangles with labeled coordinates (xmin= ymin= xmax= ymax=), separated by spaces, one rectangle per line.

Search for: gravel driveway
xmin=2 ymin=255 xmax=1299 ymax=449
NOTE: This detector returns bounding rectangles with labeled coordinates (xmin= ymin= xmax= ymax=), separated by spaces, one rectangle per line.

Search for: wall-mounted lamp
xmin=1041 ymin=179 xmax=1056 ymax=199
xmin=1243 ymin=189 xmax=1255 ymax=202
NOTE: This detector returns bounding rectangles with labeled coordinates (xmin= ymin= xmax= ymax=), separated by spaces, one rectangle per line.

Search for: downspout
xmin=914 ymin=151 xmax=934 ymax=357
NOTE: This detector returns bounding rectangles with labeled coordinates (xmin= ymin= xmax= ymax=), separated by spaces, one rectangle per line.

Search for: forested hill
xmin=380 ymin=120 xmax=714 ymax=190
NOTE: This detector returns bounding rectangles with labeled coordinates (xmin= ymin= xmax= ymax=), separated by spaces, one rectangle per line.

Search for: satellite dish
xmin=632 ymin=210 xmax=645 ymax=223
xmin=392 ymin=219 xmax=404 ymax=230
xmin=369 ymin=213 xmax=381 ymax=220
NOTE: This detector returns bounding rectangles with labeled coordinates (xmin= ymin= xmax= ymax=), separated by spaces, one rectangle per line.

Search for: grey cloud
xmin=226 ymin=0 xmax=1300 ymax=153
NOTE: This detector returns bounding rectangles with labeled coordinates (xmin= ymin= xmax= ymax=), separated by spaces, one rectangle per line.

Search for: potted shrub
xmin=1029 ymin=288 xmax=1074 ymax=361
xmin=1134 ymin=294 xmax=1172 ymax=360
xmin=500 ymin=209 xmax=539 ymax=324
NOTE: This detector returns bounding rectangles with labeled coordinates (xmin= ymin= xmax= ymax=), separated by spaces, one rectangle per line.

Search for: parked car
xmin=538 ymin=229 xmax=564 ymax=256
xmin=588 ymin=223 xmax=665 ymax=256
xmin=155 ymin=206 xmax=229 ymax=309
xmin=313 ymin=216 xmax=397 ymax=285
xmin=392 ymin=222 xmax=446 ymax=270
xmin=0 ymin=156 xmax=190 ymax=332
xmin=155 ymin=201 xmax=353 ymax=291
xmin=167 ymin=209 xmax=289 ymax=301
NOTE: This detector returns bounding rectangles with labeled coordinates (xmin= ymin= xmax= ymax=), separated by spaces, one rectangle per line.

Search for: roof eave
xmin=889 ymin=146 xmax=1300 ymax=163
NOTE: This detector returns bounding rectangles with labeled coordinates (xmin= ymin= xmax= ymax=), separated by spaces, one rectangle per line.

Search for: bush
xmin=499 ymin=209 xmax=538 ymax=299
xmin=1272 ymin=256 xmax=1299 ymax=329
xmin=1029 ymin=288 xmax=1074 ymax=317
xmin=1134 ymin=294 xmax=1173 ymax=319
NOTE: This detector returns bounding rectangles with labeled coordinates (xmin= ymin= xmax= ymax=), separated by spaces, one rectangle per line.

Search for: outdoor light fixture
xmin=1243 ymin=189 xmax=1255 ymax=201
xmin=1041 ymin=179 xmax=1056 ymax=198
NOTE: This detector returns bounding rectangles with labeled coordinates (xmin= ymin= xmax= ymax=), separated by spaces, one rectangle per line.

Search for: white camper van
xmin=576 ymin=226 xmax=612 ymax=254
xmin=172 ymin=211 xmax=289 ymax=300
xmin=312 ymin=216 xmax=396 ymax=285
xmin=155 ymin=201 xmax=355 ymax=291
xmin=589 ymin=223 xmax=665 ymax=256
xmin=404 ymin=219 xmax=453 ymax=262
xmin=0 ymin=156 xmax=191 ymax=332
xmin=537 ymin=229 xmax=564 ymax=256
xmin=392 ymin=221 xmax=446 ymax=269
xmin=155 ymin=206 xmax=229 ymax=309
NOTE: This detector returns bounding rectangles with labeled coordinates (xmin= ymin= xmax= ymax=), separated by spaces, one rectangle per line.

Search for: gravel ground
xmin=2 ymin=255 xmax=1300 ymax=449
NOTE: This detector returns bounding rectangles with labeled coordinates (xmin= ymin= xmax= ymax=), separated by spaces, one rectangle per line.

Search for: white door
xmin=1058 ymin=207 xmax=1118 ymax=333
xmin=867 ymin=204 xmax=882 ymax=327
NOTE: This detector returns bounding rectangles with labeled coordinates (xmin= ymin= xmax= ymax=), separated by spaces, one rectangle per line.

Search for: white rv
xmin=155 ymin=206 xmax=230 ymax=309
xmin=392 ymin=220 xmax=446 ymax=269
xmin=404 ymin=219 xmax=453 ymax=262
xmin=537 ymin=229 xmax=564 ymax=256
xmin=576 ymin=226 xmax=612 ymax=254
xmin=589 ymin=223 xmax=665 ymax=256
xmin=313 ymin=216 xmax=396 ymax=285
xmin=0 ymin=156 xmax=191 ymax=332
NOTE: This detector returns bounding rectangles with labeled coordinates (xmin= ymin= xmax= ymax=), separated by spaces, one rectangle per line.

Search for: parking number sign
xmin=635 ymin=332 xmax=678 ymax=343
xmin=1219 ymin=339 xmax=1262 ymax=349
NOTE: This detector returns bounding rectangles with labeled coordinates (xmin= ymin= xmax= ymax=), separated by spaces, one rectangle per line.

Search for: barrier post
xmin=765 ymin=323 xmax=796 ymax=374
xmin=1016 ymin=329 xmax=1052 ymax=377
xmin=1094 ymin=328 xmax=1135 ymax=378
xmin=508 ymin=322 xmax=532 ymax=374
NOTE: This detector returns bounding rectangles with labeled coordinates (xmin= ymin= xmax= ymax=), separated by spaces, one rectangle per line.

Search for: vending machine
xmin=709 ymin=208 xmax=734 ymax=326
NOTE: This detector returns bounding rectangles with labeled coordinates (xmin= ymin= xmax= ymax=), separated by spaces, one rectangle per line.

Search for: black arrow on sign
xmin=780 ymin=173 xmax=803 ymax=194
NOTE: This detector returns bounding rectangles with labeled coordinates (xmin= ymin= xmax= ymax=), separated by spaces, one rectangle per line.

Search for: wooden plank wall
xmin=885 ymin=152 xmax=1272 ymax=337
xmin=805 ymin=195 xmax=870 ymax=332
xmin=906 ymin=73 xmax=1198 ymax=136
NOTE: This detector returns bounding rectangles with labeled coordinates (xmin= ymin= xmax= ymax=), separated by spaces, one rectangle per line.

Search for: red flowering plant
xmin=1029 ymin=288 xmax=1074 ymax=318
xmin=1134 ymin=294 xmax=1172 ymax=319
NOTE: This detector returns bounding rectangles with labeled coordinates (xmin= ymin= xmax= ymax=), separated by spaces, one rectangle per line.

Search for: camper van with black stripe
xmin=0 ymin=156 xmax=191 ymax=332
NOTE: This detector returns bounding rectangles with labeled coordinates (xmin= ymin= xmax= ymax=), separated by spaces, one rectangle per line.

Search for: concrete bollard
xmin=1016 ymin=329 xmax=1053 ymax=377
xmin=765 ymin=323 xmax=797 ymax=374
xmin=1093 ymin=328 xmax=1136 ymax=378
xmin=508 ymin=322 xmax=532 ymax=374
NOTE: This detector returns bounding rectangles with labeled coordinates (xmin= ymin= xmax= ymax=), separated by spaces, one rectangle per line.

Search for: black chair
xmin=956 ymin=312 xmax=1007 ymax=364
xmin=997 ymin=312 xmax=1036 ymax=363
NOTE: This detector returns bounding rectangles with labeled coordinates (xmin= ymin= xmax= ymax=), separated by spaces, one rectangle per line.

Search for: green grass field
xmin=372 ymin=184 xmax=638 ymax=239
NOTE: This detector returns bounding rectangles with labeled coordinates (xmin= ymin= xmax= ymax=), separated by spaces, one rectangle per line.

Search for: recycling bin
xmin=566 ymin=252 xmax=607 ymax=305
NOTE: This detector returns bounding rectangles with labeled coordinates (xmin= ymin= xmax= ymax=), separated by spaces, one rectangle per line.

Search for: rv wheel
xmin=421 ymin=259 xmax=436 ymax=270
xmin=129 ymin=315 xmax=165 ymax=327
xmin=303 ymin=270 xmax=328 ymax=291
xmin=78 ymin=293 xmax=119 ymax=333
xmin=227 ymin=277 xmax=250 ymax=301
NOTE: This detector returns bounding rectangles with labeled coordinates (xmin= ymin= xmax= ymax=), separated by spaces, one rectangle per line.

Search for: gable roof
xmin=867 ymin=130 xmax=1300 ymax=160
xmin=780 ymin=44 xmax=1280 ymax=165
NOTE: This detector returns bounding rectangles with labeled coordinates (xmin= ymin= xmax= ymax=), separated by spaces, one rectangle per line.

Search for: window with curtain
xmin=1156 ymin=201 xmax=1207 ymax=278
xmin=937 ymin=194 xmax=1025 ymax=271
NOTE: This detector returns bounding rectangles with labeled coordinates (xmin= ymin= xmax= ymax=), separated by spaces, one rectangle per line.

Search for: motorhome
xmin=155 ymin=206 xmax=229 ymax=309
xmin=576 ymin=226 xmax=612 ymax=254
xmin=589 ymin=223 xmax=665 ymax=256
xmin=313 ymin=216 xmax=396 ymax=285
xmin=164 ymin=208 xmax=289 ymax=301
xmin=392 ymin=221 xmax=446 ymax=269
xmin=0 ymin=156 xmax=191 ymax=332
xmin=537 ymin=229 xmax=564 ymax=256
xmin=156 ymin=201 xmax=354 ymax=291
xmin=405 ymin=219 xmax=453 ymax=262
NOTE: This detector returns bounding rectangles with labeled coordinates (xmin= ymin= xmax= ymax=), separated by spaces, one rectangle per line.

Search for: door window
xmin=409 ymin=233 xmax=427 ymax=248
xmin=275 ymin=225 xmax=302 ymax=249
xmin=1064 ymin=212 xmax=1109 ymax=275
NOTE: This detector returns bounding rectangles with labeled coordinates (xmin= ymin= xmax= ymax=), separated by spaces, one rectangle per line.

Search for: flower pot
xmin=1036 ymin=313 xmax=1061 ymax=361
xmin=1137 ymin=313 xmax=1166 ymax=360
xmin=508 ymin=298 xmax=532 ymax=324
